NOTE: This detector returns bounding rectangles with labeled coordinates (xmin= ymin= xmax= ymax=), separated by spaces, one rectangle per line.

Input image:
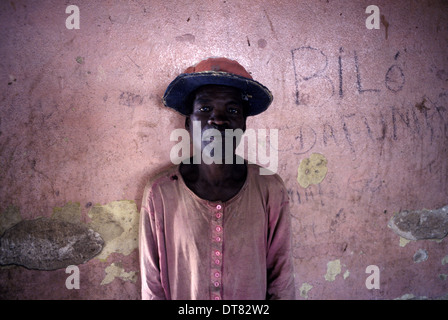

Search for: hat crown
xmin=184 ymin=57 xmax=253 ymax=79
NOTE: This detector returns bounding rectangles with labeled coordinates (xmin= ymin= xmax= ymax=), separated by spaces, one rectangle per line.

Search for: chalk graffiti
xmin=287 ymin=183 xmax=326 ymax=207
xmin=271 ymin=101 xmax=447 ymax=155
xmin=291 ymin=46 xmax=334 ymax=106
xmin=291 ymin=46 xmax=407 ymax=108
xmin=354 ymin=51 xmax=380 ymax=94
xmin=385 ymin=65 xmax=405 ymax=92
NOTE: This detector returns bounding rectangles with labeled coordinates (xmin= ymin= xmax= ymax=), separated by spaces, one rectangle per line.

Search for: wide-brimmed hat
xmin=162 ymin=57 xmax=273 ymax=116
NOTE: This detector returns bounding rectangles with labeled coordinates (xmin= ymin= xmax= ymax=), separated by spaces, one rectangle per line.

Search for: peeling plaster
xmin=399 ymin=237 xmax=411 ymax=247
xmin=395 ymin=293 xmax=415 ymax=300
xmin=101 ymin=262 xmax=137 ymax=285
xmin=0 ymin=217 xmax=103 ymax=270
xmin=297 ymin=153 xmax=328 ymax=188
xmin=299 ymin=283 xmax=313 ymax=299
xmin=413 ymin=249 xmax=428 ymax=263
xmin=324 ymin=259 xmax=341 ymax=281
xmin=394 ymin=293 xmax=428 ymax=300
xmin=442 ymin=256 xmax=448 ymax=265
xmin=388 ymin=205 xmax=448 ymax=240
xmin=88 ymin=200 xmax=139 ymax=260
xmin=394 ymin=293 xmax=448 ymax=300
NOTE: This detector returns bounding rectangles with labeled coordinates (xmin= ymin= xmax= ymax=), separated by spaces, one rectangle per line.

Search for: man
xmin=139 ymin=57 xmax=295 ymax=300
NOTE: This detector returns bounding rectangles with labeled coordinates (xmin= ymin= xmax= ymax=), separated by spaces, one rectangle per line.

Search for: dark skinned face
xmin=186 ymin=85 xmax=247 ymax=160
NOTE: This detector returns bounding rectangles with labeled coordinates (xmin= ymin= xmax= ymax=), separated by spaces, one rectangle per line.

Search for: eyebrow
xmin=194 ymin=98 xmax=242 ymax=106
xmin=194 ymin=98 xmax=212 ymax=104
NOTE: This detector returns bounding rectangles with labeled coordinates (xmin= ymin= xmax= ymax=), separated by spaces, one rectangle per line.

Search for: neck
xmin=181 ymin=155 xmax=247 ymax=185
xmin=180 ymin=156 xmax=248 ymax=202
xmin=197 ymin=161 xmax=242 ymax=185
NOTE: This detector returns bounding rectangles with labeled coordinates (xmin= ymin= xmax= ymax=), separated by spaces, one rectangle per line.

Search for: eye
xmin=228 ymin=107 xmax=240 ymax=114
xmin=199 ymin=106 xmax=211 ymax=112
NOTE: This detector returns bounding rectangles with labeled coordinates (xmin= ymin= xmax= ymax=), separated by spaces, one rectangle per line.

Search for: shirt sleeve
xmin=265 ymin=181 xmax=296 ymax=300
xmin=139 ymin=184 xmax=167 ymax=300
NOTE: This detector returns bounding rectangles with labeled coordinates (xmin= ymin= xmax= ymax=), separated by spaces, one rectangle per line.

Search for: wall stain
xmin=415 ymin=98 xmax=430 ymax=113
xmin=381 ymin=14 xmax=389 ymax=39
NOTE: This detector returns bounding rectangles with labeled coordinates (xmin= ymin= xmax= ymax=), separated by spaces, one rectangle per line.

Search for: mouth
xmin=203 ymin=127 xmax=226 ymax=141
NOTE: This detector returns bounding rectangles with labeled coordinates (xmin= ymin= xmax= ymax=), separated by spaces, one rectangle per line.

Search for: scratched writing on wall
xmin=280 ymin=45 xmax=448 ymax=209
xmin=291 ymin=46 xmax=406 ymax=106
xmin=279 ymin=46 xmax=448 ymax=156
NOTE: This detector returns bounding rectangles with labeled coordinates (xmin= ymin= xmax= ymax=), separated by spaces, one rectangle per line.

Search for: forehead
xmin=193 ymin=85 xmax=243 ymax=102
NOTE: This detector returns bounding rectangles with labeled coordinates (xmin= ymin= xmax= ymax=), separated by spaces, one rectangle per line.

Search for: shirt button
xmin=216 ymin=212 xmax=222 ymax=219
xmin=214 ymin=272 xmax=220 ymax=278
xmin=215 ymin=236 xmax=221 ymax=242
xmin=214 ymin=281 xmax=220 ymax=287
xmin=214 ymin=295 xmax=221 ymax=300
xmin=215 ymin=250 xmax=221 ymax=256
xmin=215 ymin=226 xmax=222 ymax=232
xmin=214 ymin=259 xmax=220 ymax=265
xmin=216 ymin=204 xmax=222 ymax=210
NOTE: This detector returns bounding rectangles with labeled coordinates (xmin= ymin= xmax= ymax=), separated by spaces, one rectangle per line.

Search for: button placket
xmin=210 ymin=203 xmax=224 ymax=300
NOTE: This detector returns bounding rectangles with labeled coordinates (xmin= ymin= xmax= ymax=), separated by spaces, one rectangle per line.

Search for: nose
xmin=207 ymin=109 xmax=230 ymax=128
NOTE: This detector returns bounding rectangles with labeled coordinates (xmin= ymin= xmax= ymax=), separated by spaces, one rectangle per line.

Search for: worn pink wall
xmin=1 ymin=0 xmax=447 ymax=299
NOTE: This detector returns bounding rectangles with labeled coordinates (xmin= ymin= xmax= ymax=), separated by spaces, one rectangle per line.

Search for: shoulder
xmin=246 ymin=164 xmax=290 ymax=215
xmin=143 ymin=164 xmax=181 ymax=195
xmin=247 ymin=163 xmax=288 ymax=192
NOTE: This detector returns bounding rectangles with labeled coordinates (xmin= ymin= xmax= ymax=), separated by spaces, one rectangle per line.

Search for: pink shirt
xmin=139 ymin=164 xmax=295 ymax=300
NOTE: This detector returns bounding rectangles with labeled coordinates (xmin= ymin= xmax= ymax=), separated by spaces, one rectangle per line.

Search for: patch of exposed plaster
xmin=88 ymin=200 xmax=139 ymax=260
xmin=297 ymin=153 xmax=328 ymax=188
xmin=324 ymin=259 xmax=341 ymax=281
xmin=101 ymin=262 xmax=137 ymax=285
xmin=299 ymin=283 xmax=313 ymax=299
xmin=442 ymin=255 xmax=448 ymax=265
xmin=395 ymin=293 xmax=448 ymax=300
xmin=395 ymin=293 xmax=415 ymax=300
xmin=394 ymin=293 xmax=430 ymax=300
xmin=413 ymin=249 xmax=428 ymax=263
xmin=399 ymin=237 xmax=411 ymax=247
xmin=343 ymin=270 xmax=350 ymax=279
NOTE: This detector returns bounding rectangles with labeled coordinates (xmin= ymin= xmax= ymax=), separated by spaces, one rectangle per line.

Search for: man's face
xmin=186 ymin=85 xmax=247 ymax=161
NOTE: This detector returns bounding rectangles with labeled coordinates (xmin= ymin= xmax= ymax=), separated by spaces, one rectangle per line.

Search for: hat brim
xmin=162 ymin=71 xmax=273 ymax=116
